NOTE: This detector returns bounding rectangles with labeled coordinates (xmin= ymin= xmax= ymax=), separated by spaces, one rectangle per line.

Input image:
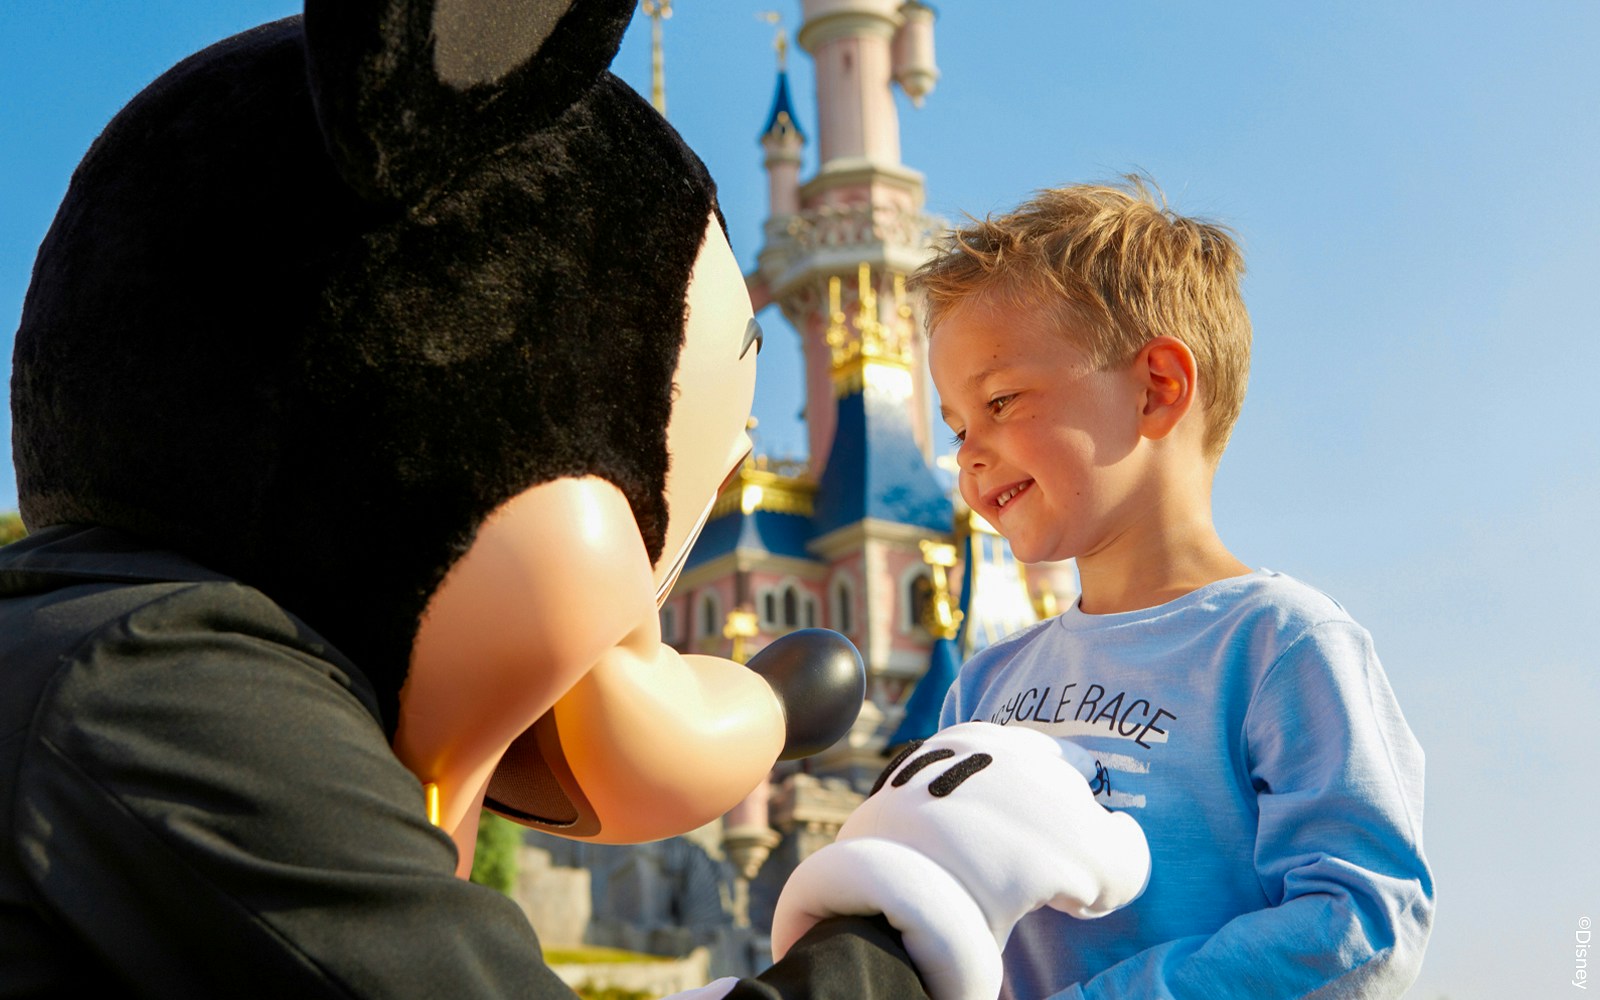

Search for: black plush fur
xmin=11 ymin=2 xmax=719 ymax=731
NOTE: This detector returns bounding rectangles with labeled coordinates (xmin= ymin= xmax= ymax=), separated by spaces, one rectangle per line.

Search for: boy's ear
xmin=1134 ymin=336 xmax=1198 ymax=442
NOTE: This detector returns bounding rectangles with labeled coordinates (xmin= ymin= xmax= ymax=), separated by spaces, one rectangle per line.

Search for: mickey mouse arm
xmin=394 ymin=476 xmax=784 ymax=872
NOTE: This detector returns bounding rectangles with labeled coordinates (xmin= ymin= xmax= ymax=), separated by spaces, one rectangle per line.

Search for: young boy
xmin=916 ymin=179 xmax=1434 ymax=998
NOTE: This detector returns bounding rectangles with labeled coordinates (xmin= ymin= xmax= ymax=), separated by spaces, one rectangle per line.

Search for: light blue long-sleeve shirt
xmin=939 ymin=571 xmax=1433 ymax=998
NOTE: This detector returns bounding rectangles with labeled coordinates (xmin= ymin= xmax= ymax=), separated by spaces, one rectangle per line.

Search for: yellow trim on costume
xmin=424 ymin=782 xmax=442 ymax=827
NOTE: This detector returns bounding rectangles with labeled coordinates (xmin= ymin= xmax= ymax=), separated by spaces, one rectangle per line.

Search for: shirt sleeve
xmin=1063 ymin=620 xmax=1434 ymax=999
xmin=17 ymin=582 xmax=579 ymax=998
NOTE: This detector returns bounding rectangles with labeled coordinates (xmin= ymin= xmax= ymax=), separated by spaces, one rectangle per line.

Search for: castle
xmin=521 ymin=1 xmax=1078 ymax=979
xmin=661 ymin=0 xmax=1073 ymax=823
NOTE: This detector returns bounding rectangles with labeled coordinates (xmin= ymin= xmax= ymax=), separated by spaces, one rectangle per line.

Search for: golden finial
xmin=758 ymin=11 xmax=789 ymax=69
xmin=859 ymin=264 xmax=912 ymax=366
xmin=894 ymin=271 xmax=915 ymax=336
xmin=641 ymin=1 xmax=673 ymax=116
xmin=825 ymin=274 xmax=855 ymax=368
xmin=855 ymin=263 xmax=880 ymax=344
xmin=918 ymin=539 xmax=964 ymax=640
xmin=827 ymin=264 xmax=913 ymax=389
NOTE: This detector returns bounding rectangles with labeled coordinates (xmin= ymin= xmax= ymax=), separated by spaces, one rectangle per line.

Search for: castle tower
xmin=742 ymin=0 xmax=948 ymax=760
xmin=605 ymin=6 xmax=1064 ymax=961
xmin=664 ymin=0 xmax=1053 ymax=768
xmin=752 ymin=0 xmax=941 ymax=475
xmin=758 ymin=27 xmax=805 ymax=221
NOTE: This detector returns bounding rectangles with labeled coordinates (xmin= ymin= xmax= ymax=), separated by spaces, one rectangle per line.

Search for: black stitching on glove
xmin=870 ymin=739 xmax=926 ymax=796
xmin=889 ymin=748 xmax=956 ymax=788
xmin=928 ymin=753 xmax=993 ymax=797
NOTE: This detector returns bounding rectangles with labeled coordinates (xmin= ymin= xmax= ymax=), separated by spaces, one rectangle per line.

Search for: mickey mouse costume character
xmin=2 ymin=1 xmax=1150 ymax=996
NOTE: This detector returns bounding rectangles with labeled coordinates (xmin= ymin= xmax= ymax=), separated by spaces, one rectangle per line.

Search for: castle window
xmin=698 ymin=592 xmax=722 ymax=639
xmin=831 ymin=576 xmax=856 ymax=635
xmin=902 ymin=567 xmax=934 ymax=635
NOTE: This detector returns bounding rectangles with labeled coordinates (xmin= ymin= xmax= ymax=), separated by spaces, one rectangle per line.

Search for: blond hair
xmin=912 ymin=176 xmax=1251 ymax=460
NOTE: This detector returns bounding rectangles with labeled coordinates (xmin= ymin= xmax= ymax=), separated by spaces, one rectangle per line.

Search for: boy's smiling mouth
xmin=991 ymin=480 xmax=1034 ymax=512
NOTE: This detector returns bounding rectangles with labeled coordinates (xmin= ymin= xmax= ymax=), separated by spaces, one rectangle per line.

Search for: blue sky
xmin=4 ymin=3 xmax=1597 ymax=996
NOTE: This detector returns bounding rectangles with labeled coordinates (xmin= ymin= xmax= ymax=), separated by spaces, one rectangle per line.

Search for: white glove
xmin=662 ymin=976 xmax=738 ymax=1000
xmin=770 ymin=722 xmax=1150 ymax=1000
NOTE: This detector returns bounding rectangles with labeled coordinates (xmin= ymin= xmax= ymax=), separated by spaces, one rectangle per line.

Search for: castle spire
xmin=759 ymin=12 xmax=806 ymax=221
xmin=640 ymin=1 xmax=672 ymax=116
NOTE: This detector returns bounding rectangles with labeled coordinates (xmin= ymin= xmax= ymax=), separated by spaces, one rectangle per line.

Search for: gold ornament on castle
xmin=918 ymin=539 xmax=964 ymax=640
xmin=825 ymin=264 xmax=913 ymax=376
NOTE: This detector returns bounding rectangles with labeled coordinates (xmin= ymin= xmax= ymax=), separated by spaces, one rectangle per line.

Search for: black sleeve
xmin=17 ymin=582 xmax=577 ymax=999
xmin=733 ymin=916 xmax=932 ymax=1000
xmin=18 ymin=582 xmax=932 ymax=999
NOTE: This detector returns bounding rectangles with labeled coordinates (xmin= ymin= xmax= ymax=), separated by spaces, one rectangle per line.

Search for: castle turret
xmin=760 ymin=32 xmax=806 ymax=220
xmin=891 ymin=1 xmax=939 ymax=107
xmin=796 ymin=0 xmax=906 ymax=166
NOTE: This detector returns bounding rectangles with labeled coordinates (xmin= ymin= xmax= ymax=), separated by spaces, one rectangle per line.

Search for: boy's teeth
xmin=997 ymin=485 xmax=1023 ymax=507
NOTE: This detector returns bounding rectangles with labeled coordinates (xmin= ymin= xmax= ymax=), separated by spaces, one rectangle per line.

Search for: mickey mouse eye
xmin=741 ymin=318 xmax=764 ymax=359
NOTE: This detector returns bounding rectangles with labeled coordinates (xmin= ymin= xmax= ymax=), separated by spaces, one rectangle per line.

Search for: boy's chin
xmin=1001 ymin=525 xmax=1079 ymax=568
xmin=1000 ymin=533 xmax=1055 ymax=566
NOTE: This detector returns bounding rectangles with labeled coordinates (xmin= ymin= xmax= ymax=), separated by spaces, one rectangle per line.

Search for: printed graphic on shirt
xmin=982 ymin=679 xmax=1174 ymax=811
xmin=1082 ymin=750 xmax=1150 ymax=809
xmin=985 ymin=681 xmax=1176 ymax=746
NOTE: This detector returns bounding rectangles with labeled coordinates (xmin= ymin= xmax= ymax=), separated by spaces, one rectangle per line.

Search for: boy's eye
xmin=949 ymin=431 xmax=965 ymax=446
xmin=987 ymin=394 xmax=1015 ymax=414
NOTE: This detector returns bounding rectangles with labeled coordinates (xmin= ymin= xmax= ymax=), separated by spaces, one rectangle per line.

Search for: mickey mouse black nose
xmin=746 ymin=628 xmax=866 ymax=761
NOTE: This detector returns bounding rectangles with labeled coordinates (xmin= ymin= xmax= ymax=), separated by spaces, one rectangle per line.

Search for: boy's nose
xmin=956 ymin=439 xmax=986 ymax=472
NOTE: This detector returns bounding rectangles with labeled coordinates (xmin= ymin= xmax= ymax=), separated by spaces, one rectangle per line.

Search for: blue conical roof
xmin=760 ymin=69 xmax=806 ymax=142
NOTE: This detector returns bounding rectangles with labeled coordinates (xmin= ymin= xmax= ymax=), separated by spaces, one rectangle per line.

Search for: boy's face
xmin=929 ymin=296 xmax=1148 ymax=565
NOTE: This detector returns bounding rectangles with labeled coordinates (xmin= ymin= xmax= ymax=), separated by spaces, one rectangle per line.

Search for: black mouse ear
xmin=303 ymin=0 xmax=636 ymax=202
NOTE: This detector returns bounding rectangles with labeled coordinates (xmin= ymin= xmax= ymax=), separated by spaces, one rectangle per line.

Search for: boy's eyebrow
xmin=957 ymin=364 xmax=1005 ymax=395
xmin=937 ymin=365 xmax=1005 ymax=424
